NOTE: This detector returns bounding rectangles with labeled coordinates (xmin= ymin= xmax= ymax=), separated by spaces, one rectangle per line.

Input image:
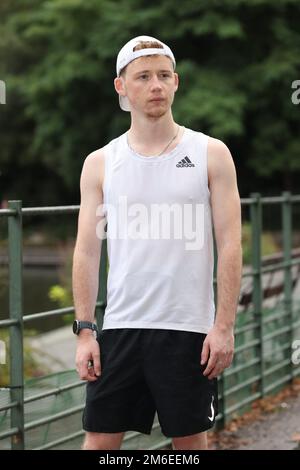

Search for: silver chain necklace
xmin=127 ymin=124 xmax=180 ymax=157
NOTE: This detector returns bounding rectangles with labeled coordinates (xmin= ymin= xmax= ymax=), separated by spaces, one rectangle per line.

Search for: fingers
xmin=204 ymin=352 xmax=234 ymax=379
xmin=91 ymin=352 xmax=101 ymax=377
xmin=76 ymin=337 xmax=102 ymax=381
xmin=200 ymin=339 xmax=210 ymax=366
xmin=76 ymin=352 xmax=102 ymax=382
xmin=207 ymin=360 xmax=225 ymax=380
xmin=77 ymin=361 xmax=97 ymax=381
xmin=86 ymin=358 xmax=99 ymax=381
xmin=201 ymin=328 xmax=235 ymax=379
xmin=76 ymin=360 xmax=92 ymax=381
xmin=203 ymin=354 xmax=217 ymax=378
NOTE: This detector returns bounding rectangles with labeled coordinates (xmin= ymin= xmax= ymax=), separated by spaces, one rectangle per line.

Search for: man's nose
xmin=150 ymin=75 xmax=163 ymax=90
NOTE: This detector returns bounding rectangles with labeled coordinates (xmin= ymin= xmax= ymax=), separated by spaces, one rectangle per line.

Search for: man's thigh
xmin=142 ymin=329 xmax=218 ymax=438
xmin=83 ymin=431 xmax=125 ymax=450
xmin=83 ymin=329 xmax=156 ymax=435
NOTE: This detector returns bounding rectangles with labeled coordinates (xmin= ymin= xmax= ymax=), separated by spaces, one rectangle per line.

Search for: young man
xmin=72 ymin=35 xmax=242 ymax=450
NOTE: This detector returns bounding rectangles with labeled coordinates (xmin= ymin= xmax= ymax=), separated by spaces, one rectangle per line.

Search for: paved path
xmin=28 ymin=325 xmax=76 ymax=372
xmin=212 ymin=392 xmax=300 ymax=450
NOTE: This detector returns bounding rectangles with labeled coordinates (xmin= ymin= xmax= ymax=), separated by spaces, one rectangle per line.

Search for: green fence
xmin=0 ymin=193 xmax=300 ymax=450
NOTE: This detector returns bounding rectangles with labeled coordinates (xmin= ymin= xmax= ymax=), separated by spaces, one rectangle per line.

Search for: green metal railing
xmin=0 ymin=193 xmax=300 ymax=449
xmin=0 ymin=201 xmax=107 ymax=450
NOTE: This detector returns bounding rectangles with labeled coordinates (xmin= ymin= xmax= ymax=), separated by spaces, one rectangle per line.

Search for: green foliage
xmin=1 ymin=0 xmax=300 ymax=204
xmin=0 ymin=329 xmax=49 ymax=387
xmin=48 ymin=243 xmax=74 ymax=324
xmin=242 ymin=222 xmax=279 ymax=265
xmin=49 ymin=285 xmax=71 ymax=307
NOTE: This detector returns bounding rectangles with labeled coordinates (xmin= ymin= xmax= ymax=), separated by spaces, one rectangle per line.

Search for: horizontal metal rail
xmin=225 ymin=392 xmax=262 ymax=415
xmin=25 ymin=404 xmax=84 ymax=431
xmin=0 ymin=400 xmax=18 ymax=413
xmin=34 ymin=430 xmax=85 ymax=450
xmin=234 ymin=338 xmax=260 ymax=354
xmin=24 ymin=380 xmax=85 ymax=405
xmin=235 ymin=321 xmax=260 ymax=335
xmin=263 ymin=359 xmax=291 ymax=377
xmin=224 ymin=374 xmax=261 ymax=397
xmin=224 ymin=357 xmax=260 ymax=378
xmin=0 ymin=427 xmax=19 ymax=440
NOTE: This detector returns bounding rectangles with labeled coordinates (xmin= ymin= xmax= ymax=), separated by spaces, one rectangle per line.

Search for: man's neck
xmin=128 ymin=112 xmax=178 ymax=154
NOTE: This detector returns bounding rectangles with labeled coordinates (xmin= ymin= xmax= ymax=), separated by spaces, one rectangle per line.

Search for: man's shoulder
xmin=81 ymin=133 xmax=123 ymax=187
xmin=80 ymin=147 xmax=107 ymax=191
xmin=82 ymin=148 xmax=105 ymax=179
xmin=186 ymin=128 xmax=230 ymax=155
xmin=207 ymin=136 xmax=233 ymax=168
xmin=207 ymin=136 xmax=230 ymax=157
xmin=206 ymin=136 xmax=235 ymax=186
xmin=85 ymin=146 xmax=105 ymax=164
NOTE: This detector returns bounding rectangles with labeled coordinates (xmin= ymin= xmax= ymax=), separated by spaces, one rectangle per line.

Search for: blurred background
xmin=1 ymin=0 xmax=299 ymax=205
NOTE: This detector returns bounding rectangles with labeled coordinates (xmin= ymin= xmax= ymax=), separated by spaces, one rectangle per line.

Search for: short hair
xmin=120 ymin=41 xmax=164 ymax=77
xmin=133 ymin=41 xmax=164 ymax=52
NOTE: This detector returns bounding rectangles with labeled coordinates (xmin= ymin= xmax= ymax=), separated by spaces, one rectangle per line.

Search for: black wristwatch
xmin=72 ymin=320 xmax=98 ymax=335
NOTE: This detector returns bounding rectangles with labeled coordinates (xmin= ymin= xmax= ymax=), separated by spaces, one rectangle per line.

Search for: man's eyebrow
xmin=134 ymin=70 xmax=150 ymax=75
xmin=134 ymin=69 xmax=173 ymax=75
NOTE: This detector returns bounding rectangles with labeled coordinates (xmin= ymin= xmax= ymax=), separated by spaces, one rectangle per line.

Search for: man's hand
xmin=75 ymin=331 xmax=101 ymax=381
xmin=201 ymin=325 xmax=234 ymax=379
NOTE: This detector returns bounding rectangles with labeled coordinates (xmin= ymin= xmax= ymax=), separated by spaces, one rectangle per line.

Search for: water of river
xmin=0 ymin=266 xmax=68 ymax=332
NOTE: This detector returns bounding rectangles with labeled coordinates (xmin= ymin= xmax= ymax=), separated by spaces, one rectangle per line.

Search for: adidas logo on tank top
xmin=176 ymin=156 xmax=195 ymax=167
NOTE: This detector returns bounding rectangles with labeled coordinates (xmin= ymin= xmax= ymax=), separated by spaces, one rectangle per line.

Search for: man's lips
xmin=149 ymin=97 xmax=165 ymax=102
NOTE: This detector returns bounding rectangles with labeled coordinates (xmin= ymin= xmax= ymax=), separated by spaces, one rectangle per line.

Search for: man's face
xmin=116 ymin=55 xmax=179 ymax=118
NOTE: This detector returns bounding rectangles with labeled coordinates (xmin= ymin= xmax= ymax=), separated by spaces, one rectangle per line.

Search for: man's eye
xmin=139 ymin=75 xmax=148 ymax=80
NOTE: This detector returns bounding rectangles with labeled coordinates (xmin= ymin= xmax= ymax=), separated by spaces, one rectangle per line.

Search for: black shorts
xmin=83 ymin=328 xmax=218 ymax=438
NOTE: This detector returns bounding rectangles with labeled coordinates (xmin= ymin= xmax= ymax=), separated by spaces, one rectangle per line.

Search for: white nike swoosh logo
xmin=208 ymin=396 xmax=215 ymax=422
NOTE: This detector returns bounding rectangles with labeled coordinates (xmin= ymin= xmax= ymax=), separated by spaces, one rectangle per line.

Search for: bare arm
xmin=73 ymin=149 xmax=106 ymax=381
xmin=201 ymin=138 xmax=242 ymax=379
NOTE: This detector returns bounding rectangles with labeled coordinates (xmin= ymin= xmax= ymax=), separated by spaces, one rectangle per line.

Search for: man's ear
xmin=114 ymin=76 xmax=126 ymax=96
xmin=174 ymin=73 xmax=179 ymax=93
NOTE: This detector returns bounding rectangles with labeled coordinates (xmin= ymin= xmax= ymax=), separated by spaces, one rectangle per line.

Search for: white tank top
xmin=101 ymin=127 xmax=215 ymax=334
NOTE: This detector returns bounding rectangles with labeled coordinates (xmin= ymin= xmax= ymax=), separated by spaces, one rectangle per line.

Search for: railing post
xmin=96 ymin=238 xmax=107 ymax=331
xmin=250 ymin=193 xmax=264 ymax=397
xmin=282 ymin=191 xmax=293 ymax=380
xmin=8 ymin=200 xmax=24 ymax=449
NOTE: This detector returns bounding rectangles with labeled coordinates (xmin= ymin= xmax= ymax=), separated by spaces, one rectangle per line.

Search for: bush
xmin=0 ymin=329 xmax=49 ymax=387
xmin=242 ymin=222 xmax=279 ymax=265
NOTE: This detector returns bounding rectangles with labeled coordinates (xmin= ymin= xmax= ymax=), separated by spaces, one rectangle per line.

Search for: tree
xmin=1 ymin=0 xmax=299 ymax=204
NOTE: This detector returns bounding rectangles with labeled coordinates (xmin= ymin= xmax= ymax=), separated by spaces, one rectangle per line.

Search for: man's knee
xmin=172 ymin=431 xmax=208 ymax=450
xmin=83 ymin=431 xmax=124 ymax=450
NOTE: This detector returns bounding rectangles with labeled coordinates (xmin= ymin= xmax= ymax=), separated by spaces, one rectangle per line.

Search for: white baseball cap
xmin=116 ymin=35 xmax=176 ymax=112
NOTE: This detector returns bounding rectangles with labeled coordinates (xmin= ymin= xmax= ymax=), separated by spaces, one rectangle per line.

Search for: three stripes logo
xmin=176 ymin=156 xmax=195 ymax=168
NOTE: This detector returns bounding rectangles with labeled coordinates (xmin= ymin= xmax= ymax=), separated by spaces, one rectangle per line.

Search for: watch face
xmin=73 ymin=320 xmax=79 ymax=334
